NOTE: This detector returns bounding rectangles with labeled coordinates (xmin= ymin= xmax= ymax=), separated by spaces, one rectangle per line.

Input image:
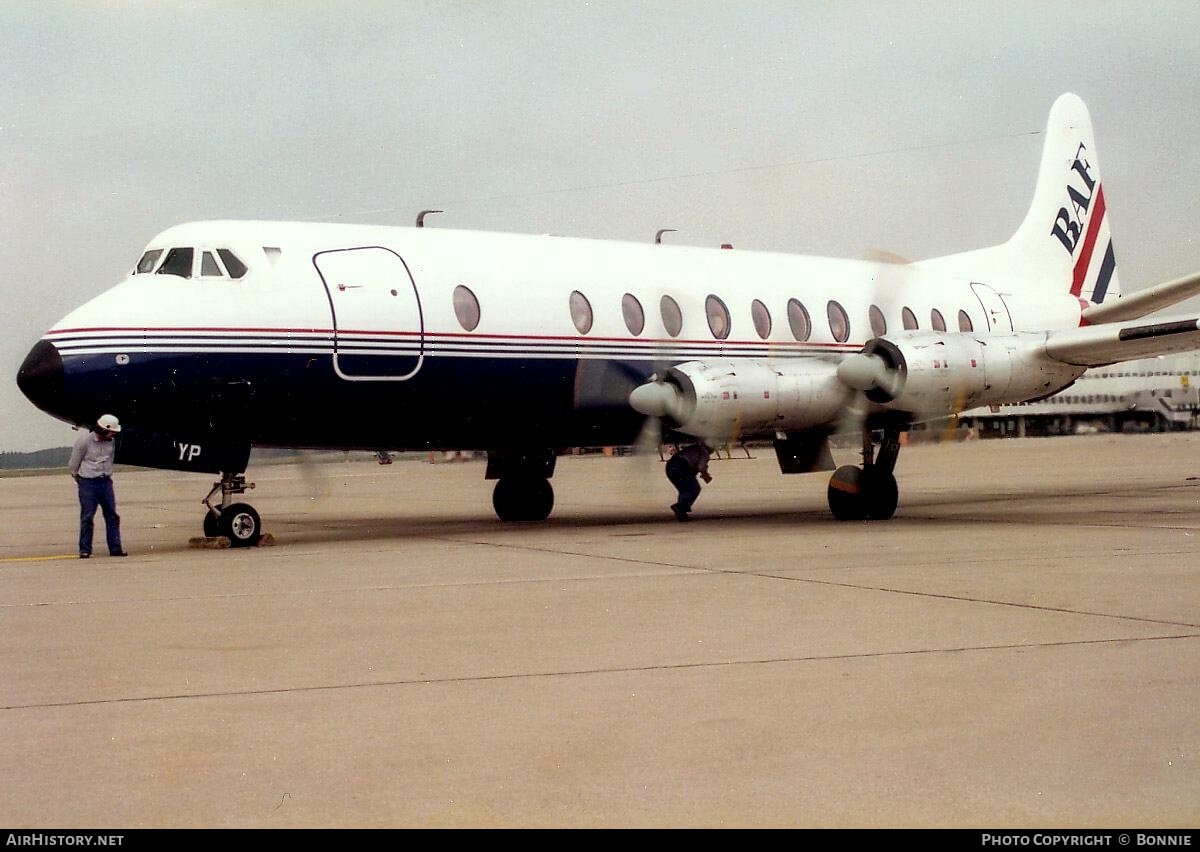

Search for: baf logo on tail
xmin=1051 ymin=142 xmax=1116 ymax=304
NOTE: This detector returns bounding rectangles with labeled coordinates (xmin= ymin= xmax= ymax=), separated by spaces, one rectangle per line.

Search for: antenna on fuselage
xmin=654 ymin=228 xmax=676 ymax=244
xmin=416 ymin=209 xmax=443 ymax=228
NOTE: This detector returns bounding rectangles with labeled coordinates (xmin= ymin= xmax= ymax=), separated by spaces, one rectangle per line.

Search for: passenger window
xmin=869 ymin=304 xmax=886 ymax=337
xmin=156 ymin=247 xmax=194 ymax=278
xmin=453 ymin=285 xmax=481 ymax=331
xmin=902 ymin=307 xmax=918 ymax=330
xmin=827 ymin=300 xmax=850 ymax=343
xmin=660 ymin=295 xmax=683 ymax=338
xmin=706 ymin=295 xmax=731 ymax=340
xmin=751 ymin=299 xmax=772 ymax=339
xmin=958 ymin=310 xmax=974 ymax=332
xmin=136 ymin=249 xmax=163 ymax=274
xmin=569 ymin=290 xmax=593 ymax=335
xmin=622 ymin=293 xmax=645 ymax=336
xmin=200 ymin=251 xmax=223 ymax=277
xmin=931 ymin=308 xmax=947 ymax=332
xmin=217 ymin=249 xmax=247 ymax=279
xmin=787 ymin=299 xmax=811 ymax=342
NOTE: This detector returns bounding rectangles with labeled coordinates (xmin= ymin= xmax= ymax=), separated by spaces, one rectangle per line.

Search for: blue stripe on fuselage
xmin=56 ymin=349 xmax=658 ymax=451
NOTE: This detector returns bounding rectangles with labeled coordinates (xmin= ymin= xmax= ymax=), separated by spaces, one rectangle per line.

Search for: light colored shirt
xmin=69 ymin=431 xmax=116 ymax=479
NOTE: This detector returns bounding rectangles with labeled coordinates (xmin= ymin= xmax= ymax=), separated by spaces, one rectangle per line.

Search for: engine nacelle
xmin=848 ymin=332 xmax=1085 ymax=415
xmin=642 ymin=359 xmax=852 ymax=439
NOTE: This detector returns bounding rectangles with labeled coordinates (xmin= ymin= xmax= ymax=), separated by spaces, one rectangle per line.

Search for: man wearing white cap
xmin=68 ymin=414 xmax=127 ymax=558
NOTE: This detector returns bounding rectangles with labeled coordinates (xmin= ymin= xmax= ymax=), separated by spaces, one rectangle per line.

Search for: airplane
xmin=16 ymin=93 xmax=1200 ymax=546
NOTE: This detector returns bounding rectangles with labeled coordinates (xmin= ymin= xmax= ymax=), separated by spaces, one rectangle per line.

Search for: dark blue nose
xmin=16 ymin=339 xmax=67 ymax=419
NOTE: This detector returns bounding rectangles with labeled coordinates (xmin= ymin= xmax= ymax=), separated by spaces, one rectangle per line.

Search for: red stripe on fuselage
xmin=46 ymin=326 xmax=859 ymax=350
xmin=1070 ymin=184 xmax=1107 ymax=297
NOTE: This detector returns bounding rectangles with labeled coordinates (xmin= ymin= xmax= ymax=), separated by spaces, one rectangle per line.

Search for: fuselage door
xmin=971 ymin=282 xmax=1014 ymax=332
xmin=314 ymin=246 xmax=423 ymax=380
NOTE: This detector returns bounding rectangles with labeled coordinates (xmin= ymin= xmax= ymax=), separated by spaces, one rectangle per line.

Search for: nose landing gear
xmin=486 ymin=449 xmax=556 ymax=522
xmin=202 ymin=472 xmax=263 ymax=546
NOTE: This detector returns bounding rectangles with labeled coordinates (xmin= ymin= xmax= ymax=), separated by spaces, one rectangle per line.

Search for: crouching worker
xmin=69 ymin=414 xmax=127 ymax=558
xmin=665 ymin=439 xmax=713 ymax=522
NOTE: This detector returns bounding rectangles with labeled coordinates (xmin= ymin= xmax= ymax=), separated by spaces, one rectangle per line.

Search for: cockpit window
xmin=136 ymin=249 xmax=163 ymax=274
xmin=200 ymin=251 xmax=223 ymax=277
xmin=217 ymin=249 xmax=247 ymax=279
xmin=156 ymin=247 xmax=194 ymax=277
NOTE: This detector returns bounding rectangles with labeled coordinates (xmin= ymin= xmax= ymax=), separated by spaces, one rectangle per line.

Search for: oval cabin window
xmin=706 ymin=295 xmax=731 ymax=340
xmin=869 ymin=304 xmax=887 ymax=337
xmin=958 ymin=310 xmax=973 ymax=332
xmin=660 ymin=295 xmax=683 ymax=338
xmin=931 ymin=308 xmax=947 ymax=332
xmin=902 ymin=307 xmax=918 ymax=330
xmin=751 ymin=299 xmax=772 ymax=339
xmin=787 ymin=299 xmax=811 ymax=342
xmin=827 ymin=300 xmax=850 ymax=343
xmin=569 ymin=290 xmax=593 ymax=335
xmin=622 ymin=293 xmax=645 ymax=336
xmin=453 ymin=285 xmax=481 ymax=332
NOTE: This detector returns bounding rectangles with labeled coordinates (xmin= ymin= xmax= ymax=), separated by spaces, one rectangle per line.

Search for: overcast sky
xmin=3 ymin=1 xmax=1199 ymax=451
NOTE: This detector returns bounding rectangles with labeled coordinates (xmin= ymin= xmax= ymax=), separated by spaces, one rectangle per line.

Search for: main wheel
xmin=219 ymin=502 xmax=262 ymax=547
xmin=492 ymin=476 xmax=554 ymax=522
xmin=862 ymin=469 xmax=899 ymax=520
xmin=202 ymin=510 xmax=221 ymax=538
xmin=827 ymin=465 xmax=866 ymax=521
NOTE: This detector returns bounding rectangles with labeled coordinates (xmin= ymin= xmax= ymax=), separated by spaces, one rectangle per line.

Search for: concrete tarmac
xmin=1 ymin=434 xmax=1198 ymax=827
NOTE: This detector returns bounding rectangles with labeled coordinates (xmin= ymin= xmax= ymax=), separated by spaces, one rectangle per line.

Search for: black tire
xmin=203 ymin=510 xmax=221 ymax=538
xmin=219 ymin=502 xmax=261 ymax=547
xmin=862 ymin=469 xmax=899 ymax=520
xmin=827 ymin=465 xmax=866 ymax=521
xmin=493 ymin=476 xmax=554 ymax=522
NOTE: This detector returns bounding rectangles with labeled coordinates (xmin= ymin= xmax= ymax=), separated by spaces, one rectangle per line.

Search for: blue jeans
xmin=77 ymin=475 xmax=122 ymax=556
xmin=666 ymin=455 xmax=702 ymax=512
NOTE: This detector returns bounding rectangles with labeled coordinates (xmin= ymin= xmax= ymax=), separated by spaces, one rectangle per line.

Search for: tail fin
xmin=1009 ymin=93 xmax=1120 ymax=304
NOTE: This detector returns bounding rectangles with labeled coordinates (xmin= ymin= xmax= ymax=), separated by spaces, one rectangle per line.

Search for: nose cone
xmin=16 ymin=339 xmax=66 ymax=418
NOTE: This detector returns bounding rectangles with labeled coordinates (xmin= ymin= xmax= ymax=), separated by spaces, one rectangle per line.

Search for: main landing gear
xmin=202 ymin=472 xmax=262 ymax=547
xmin=487 ymin=450 xmax=556 ymax=522
xmin=827 ymin=427 xmax=902 ymax=521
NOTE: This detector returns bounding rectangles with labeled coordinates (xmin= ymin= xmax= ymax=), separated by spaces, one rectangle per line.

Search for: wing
xmin=1081 ymin=271 xmax=1200 ymax=324
xmin=1044 ymin=314 xmax=1200 ymax=368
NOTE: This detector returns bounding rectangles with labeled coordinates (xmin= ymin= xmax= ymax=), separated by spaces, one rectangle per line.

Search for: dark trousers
xmin=77 ymin=475 xmax=122 ymax=556
xmin=666 ymin=455 xmax=702 ymax=512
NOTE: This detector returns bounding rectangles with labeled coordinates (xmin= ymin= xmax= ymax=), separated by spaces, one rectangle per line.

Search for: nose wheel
xmin=486 ymin=449 xmax=557 ymax=522
xmin=492 ymin=476 xmax=554 ymax=522
xmin=202 ymin=472 xmax=262 ymax=547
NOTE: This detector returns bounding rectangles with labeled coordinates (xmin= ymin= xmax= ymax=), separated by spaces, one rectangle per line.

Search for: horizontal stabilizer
xmin=1044 ymin=315 xmax=1200 ymax=367
xmin=1081 ymin=271 xmax=1200 ymax=324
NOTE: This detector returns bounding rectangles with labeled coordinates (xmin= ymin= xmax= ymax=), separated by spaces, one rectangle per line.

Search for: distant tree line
xmin=0 ymin=447 xmax=71 ymax=470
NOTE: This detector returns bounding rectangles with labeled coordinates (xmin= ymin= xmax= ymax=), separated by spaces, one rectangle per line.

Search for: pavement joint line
xmin=4 ymin=632 xmax=1197 ymax=713
xmin=0 ymin=568 xmax=715 ymax=609
xmin=903 ymin=514 xmax=1200 ymax=531
xmin=440 ymin=538 xmax=1200 ymax=630
xmin=3 ymin=539 xmax=1195 ymax=632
